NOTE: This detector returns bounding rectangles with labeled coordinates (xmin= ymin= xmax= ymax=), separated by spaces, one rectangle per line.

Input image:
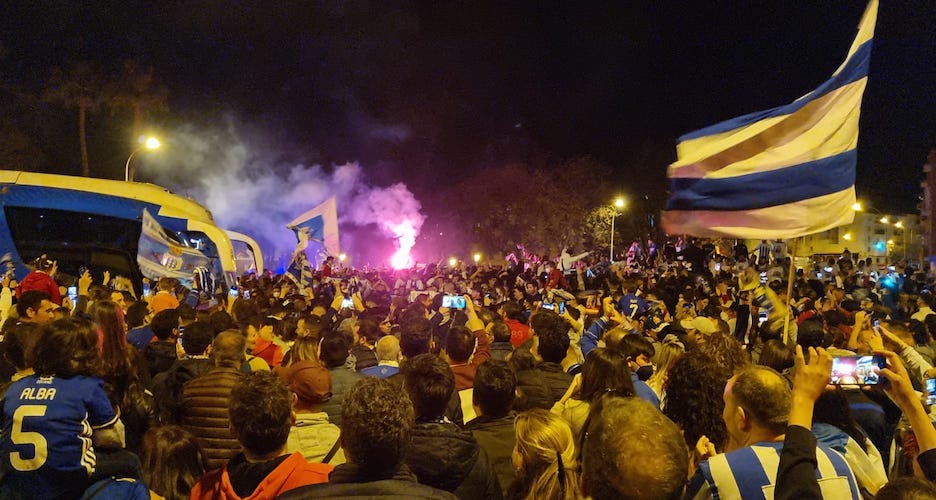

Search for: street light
xmin=610 ymin=197 xmax=626 ymax=262
xmin=125 ymin=136 xmax=161 ymax=182
xmin=473 ymin=253 xmax=482 ymax=264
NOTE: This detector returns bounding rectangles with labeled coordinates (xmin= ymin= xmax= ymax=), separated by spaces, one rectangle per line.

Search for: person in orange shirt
xmin=245 ymin=316 xmax=285 ymax=368
xmin=149 ymin=277 xmax=180 ymax=314
xmin=190 ymin=372 xmax=332 ymax=499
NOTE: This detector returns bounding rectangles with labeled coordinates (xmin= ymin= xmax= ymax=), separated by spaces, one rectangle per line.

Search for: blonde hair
xmin=647 ymin=340 xmax=685 ymax=397
xmin=513 ymin=409 xmax=582 ymax=500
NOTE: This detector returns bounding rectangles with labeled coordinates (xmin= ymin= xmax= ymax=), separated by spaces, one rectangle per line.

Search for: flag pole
xmin=782 ymin=238 xmax=798 ymax=345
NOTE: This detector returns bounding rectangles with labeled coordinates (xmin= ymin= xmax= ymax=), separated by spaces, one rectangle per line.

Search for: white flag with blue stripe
xmin=663 ymin=0 xmax=877 ymax=239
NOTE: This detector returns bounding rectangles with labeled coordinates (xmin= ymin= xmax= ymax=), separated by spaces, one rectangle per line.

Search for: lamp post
xmin=125 ymin=137 xmax=161 ymax=182
xmin=609 ymin=197 xmax=626 ymax=262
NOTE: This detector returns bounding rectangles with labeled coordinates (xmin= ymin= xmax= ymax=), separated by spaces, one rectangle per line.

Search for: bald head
xmin=376 ymin=335 xmax=401 ymax=362
xmin=214 ymin=329 xmax=247 ymax=367
xmin=727 ymin=365 xmax=791 ymax=435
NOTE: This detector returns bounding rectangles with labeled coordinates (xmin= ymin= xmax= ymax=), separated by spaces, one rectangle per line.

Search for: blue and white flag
xmin=284 ymin=229 xmax=315 ymax=290
xmin=137 ymin=209 xmax=211 ymax=286
xmin=663 ymin=0 xmax=877 ymax=239
xmin=287 ymin=197 xmax=340 ymax=258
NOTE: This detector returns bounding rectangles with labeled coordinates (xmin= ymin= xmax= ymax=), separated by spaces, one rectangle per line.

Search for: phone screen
xmin=830 ymin=355 xmax=885 ymax=385
xmin=541 ymin=303 xmax=555 ymax=311
xmin=927 ymin=378 xmax=936 ymax=406
xmin=341 ymin=298 xmax=354 ymax=309
xmin=67 ymin=286 xmax=78 ymax=303
xmin=229 ymin=287 xmax=238 ymax=298
xmin=442 ymin=295 xmax=466 ymax=309
xmin=142 ymin=283 xmax=151 ymax=296
xmin=758 ymin=310 xmax=768 ymax=326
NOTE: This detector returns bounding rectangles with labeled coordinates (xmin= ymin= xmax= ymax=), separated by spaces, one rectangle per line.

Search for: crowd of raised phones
xmin=5 ymin=240 xmax=936 ymax=499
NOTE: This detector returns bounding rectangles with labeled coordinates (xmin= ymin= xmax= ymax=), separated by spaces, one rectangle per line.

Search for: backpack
xmin=80 ymin=477 xmax=150 ymax=500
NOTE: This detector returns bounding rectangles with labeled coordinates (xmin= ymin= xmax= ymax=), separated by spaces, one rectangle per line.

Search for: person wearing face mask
xmin=612 ymin=333 xmax=660 ymax=408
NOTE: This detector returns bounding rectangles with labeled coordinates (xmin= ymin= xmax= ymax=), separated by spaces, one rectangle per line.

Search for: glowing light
xmin=875 ymin=241 xmax=885 ymax=251
xmin=339 ymin=253 xmax=347 ymax=262
xmin=843 ymin=233 xmax=852 ymax=241
xmin=473 ymin=253 xmax=482 ymax=263
xmin=389 ymin=219 xmax=417 ymax=269
xmin=879 ymin=217 xmax=889 ymax=224
xmin=448 ymin=257 xmax=457 ymax=267
xmin=614 ymin=197 xmax=625 ymax=209
xmin=144 ymin=137 xmax=161 ymax=150
xmin=887 ymin=239 xmax=895 ymax=246
xmin=894 ymin=221 xmax=904 ymax=229
xmin=851 ymin=202 xmax=863 ymax=211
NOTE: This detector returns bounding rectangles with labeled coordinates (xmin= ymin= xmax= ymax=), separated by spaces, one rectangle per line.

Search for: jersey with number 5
xmin=1 ymin=374 xmax=118 ymax=498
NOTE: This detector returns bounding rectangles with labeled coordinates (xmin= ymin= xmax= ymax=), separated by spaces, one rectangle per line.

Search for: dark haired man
xmin=142 ymin=308 xmax=180 ymax=378
xmin=466 ymin=360 xmax=517 ymax=497
xmin=190 ymin=371 xmax=331 ymax=499
xmin=686 ymin=365 xmax=859 ymax=499
xmin=15 ymin=290 xmax=56 ymax=325
xmin=319 ymin=332 xmax=364 ymax=427
xmin=443 ymin=297 xmax=490 ymax=391
xmin=279 ymin=378 xmax=457 ymax=499
xmin=582 ymin=396 xmax=688 ymax=500
xmin=152 ymin=321 xmax=215 ymax=424
xmin=515 ymin=311 xmax=573 ymax=410
xmin=489 ymin=321 xmax=513 ymax=361
xmin=402 ymin=354 xmax=501 ymax=499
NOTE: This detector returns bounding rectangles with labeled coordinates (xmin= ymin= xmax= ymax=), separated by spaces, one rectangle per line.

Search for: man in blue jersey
xmin=686 ymin=365 xmax=859 ymax=500
xmin=616 ymin=280 xmax=648 ymax=319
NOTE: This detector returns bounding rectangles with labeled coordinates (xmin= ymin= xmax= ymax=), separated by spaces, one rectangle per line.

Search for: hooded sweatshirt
xmin=190 ymin=451 xmax=331 ymax=500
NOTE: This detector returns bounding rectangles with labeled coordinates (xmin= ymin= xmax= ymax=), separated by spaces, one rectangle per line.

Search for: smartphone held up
xmin=830 ymin=355 xmax=885 ymax=386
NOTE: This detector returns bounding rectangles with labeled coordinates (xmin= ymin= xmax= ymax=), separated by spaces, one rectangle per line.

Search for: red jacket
xmin=450 ymin=329 xmax=492 ymax=391
xmin=190 ymin=452 xmax=332 ymax=500
xmin=17 ymin=271 xmax=61 ymax=304
xmin=506 ymin=319 xmax=530 ymax=348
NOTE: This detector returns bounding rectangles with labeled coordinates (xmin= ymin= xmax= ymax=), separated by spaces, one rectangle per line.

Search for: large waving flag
xmin=284 ymin=229 xmax=315 ymax=290
xmin=286 ymin=197 xmax=341 ymax=257
xmin=137 ymin=209 xmax=211 ymax=285
xmin=663 ymin=1 xmax=877 ymax=239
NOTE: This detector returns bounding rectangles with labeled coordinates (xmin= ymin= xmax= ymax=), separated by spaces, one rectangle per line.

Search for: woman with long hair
xmin=89 ymin=299 xmax=153 ymax=453
xmin=550 ymin=348 xmax=635 ymax=443
xmin=647 ymin=339 xmax=685 ymax=402
xmin=141 ymin=426 xmax=207 ymax=500
xmin=508 ymin=409 xmax=581 ymax=500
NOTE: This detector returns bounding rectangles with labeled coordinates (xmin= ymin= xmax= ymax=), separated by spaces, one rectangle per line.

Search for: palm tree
xmin=43 ymin=61 xmax=104 ymax=177
xmin=105 ymin=59 xmax=168 ymax=140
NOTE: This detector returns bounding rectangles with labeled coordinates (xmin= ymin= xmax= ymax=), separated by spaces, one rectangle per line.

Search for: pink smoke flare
xmin=389 ymin=219 xmax=417 ymax=269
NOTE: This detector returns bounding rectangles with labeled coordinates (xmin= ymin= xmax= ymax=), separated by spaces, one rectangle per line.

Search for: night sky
xmin=1 ymin=1 xmax=934 ymax=214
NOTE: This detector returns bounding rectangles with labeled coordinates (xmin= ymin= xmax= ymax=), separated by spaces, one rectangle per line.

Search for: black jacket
xmin=465 ymin=414 xmax=516 ymax=498
xmin=142 ymin=341 xmax=178 ymax=380
xmin=515 ymin=362 xmax=572 ymax=411
xmin=279 ymin=463 xmax=458 ymax=499
xmin=405 ymin=421 xmax=502 ymax=500
xmin=152 ymin=357 xmax=214 ymax=424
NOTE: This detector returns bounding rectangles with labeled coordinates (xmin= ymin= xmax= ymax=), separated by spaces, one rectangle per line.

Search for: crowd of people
xmin=3 ymin=240 xmax=936 ymax=499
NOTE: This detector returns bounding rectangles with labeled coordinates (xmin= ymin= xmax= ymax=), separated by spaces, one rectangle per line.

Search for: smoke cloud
xmin=145 ymin=115 xmax=425 ymax=268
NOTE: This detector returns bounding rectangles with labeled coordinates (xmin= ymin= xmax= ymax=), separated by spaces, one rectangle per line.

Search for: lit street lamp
xmin=609 ymin=197 xmax=626 ymax=262
xmin=125 ymin=136 xmax=161 ymax=182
